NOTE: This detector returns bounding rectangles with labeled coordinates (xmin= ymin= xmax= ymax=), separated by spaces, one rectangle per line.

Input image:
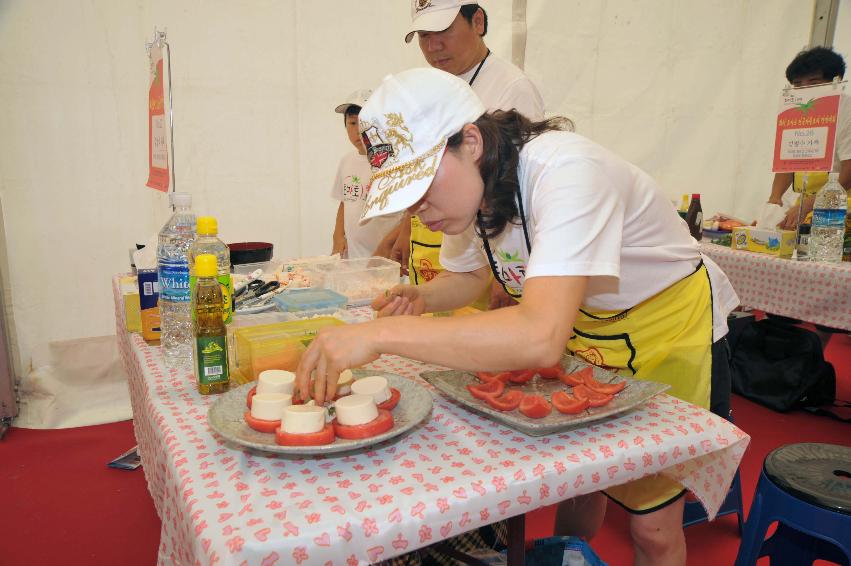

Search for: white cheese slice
xmin=250 ymin=393 xmax=292 ymax=421
xmin=336 ymin=369 xmax=354 ymax=396
xmin=350 ymin=375 xmax=391 ymax=404
xmin=334 ymin=393 xmax=379 ymax=426
xmin=257 ymin=370 xmax=296 ymax=395
xmin=281 ymin=405 xmax=327 ymax=434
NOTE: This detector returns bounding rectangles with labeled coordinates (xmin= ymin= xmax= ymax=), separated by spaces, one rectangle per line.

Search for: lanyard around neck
xmin=468 ymin=49 xmax=490 ymax=87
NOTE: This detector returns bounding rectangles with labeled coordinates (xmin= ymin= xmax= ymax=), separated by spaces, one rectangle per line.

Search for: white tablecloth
xmin=700 ymin=242 xmax=851 ymax=330
xmin=113 ymin=276 xmax=749 ymax=566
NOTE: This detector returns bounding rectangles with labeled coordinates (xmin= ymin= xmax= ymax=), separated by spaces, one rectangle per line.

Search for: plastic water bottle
xmin=188 ymin=216 xmax=233 ymax=324
xmin=809 ymin=173 xmax=847 ymax=263
xmin=157 ymin=193 xmax=196 ymax=367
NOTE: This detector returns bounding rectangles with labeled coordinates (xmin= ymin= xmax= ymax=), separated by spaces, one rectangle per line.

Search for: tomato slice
xmin=558 ymin=366 xmax=592 ymax=387
xmin=519 ymin=394 xmax=552 ymax=418
xmin=377 ymin=388 xmax=402 ymax=411
xmin=275 ymin=423 xmax=336 ymax=446
xmin=536 ymin=366 xmax=563 ymax=379
xmin=484 ymin=390 xmax=523 ymax=412
xmin=244 ymin=410 xmax=280 ymax=434
xmin=333 ymin=409 xmax=395 ymax=440
xmin=475 ymin=371 xmax=512 ymax=384
xmin=508 ymin=369 xmax=536 ymax=384
xmin=572 ymin=385 xmax=614 ymax=407
xmin=582 ymin=374 xmax=626 ymax=395
xmin=552 ymin=391 xmax=591 ymax=414
xmin=246 ymin=386 xmax=257 ymax=409
xmin=466 ymin=380 xmax=505 ymax=400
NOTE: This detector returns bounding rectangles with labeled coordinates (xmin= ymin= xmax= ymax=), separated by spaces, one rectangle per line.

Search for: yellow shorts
xmin=604 ymin=474 xmax=687 ymax=513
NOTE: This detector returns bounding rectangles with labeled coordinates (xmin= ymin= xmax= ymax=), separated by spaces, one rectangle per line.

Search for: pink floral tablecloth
xmin=700 ymin=243 xmax=851 ymax=330
xmin=113 ymin=276 xmax=749 ymax=566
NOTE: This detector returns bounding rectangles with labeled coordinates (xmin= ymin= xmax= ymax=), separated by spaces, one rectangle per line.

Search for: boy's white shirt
xmin=330 ymin=150 xmax=402 ymax=258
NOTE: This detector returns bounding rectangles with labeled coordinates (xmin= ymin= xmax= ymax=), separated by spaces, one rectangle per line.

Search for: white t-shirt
xmin=330 ymin=151 xmax=402 ymax=258
xmin=441 ymin=132 xmax=739 ymax=341
xmin=458 ymin=52 xmax=545 ymax=120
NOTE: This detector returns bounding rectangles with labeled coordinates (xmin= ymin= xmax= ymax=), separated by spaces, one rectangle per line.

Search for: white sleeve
xmin=525 ymin=159 xmax=624 ymax=279
xmin=439 ymin=223 xmax=488 ymax=273
xmin=330 ymin=155 xmax=345 ymax=201
xmin=496 ymin=77 xmax=545 ymax=121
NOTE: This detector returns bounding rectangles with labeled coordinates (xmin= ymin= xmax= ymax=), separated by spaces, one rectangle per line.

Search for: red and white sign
xmin=772 ymin=83 xmax=842 ymax=173
xmin=146 ymin=45 xmax=169 ymax=192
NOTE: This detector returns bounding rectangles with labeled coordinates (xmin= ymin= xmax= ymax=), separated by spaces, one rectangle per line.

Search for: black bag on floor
xmin=729 ymin=317 xmax=836 ymax=412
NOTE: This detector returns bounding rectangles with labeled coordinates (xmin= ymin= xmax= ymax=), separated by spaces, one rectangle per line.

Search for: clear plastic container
xmin=233 ymin=317 xmax=345 ymax=380
xmin=309 ymin=257 xmax=401 ymax=305
xmin=157 ymin=193 xmax=196 ymax=368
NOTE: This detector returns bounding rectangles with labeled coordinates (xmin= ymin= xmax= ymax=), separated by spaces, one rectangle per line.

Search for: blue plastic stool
xmin=734 ymin=443 xmax=851 ymax=566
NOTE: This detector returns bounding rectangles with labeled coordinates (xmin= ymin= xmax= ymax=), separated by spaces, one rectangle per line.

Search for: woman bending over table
xmin=296 ymin=67 xmax=737 ymax=566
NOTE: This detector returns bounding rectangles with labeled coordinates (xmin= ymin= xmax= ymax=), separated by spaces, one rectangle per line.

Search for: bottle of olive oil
xmin=192 ymin=254 xmax=229 ymax=395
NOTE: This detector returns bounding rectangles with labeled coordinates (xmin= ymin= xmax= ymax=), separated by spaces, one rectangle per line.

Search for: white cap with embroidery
xmin=358 ymin=67 xmax=485 ymax=222
xmin=404 ymin=0 xmax=479 ymax=43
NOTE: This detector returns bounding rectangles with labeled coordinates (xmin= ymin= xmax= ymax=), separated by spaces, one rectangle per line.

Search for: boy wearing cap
xmin=330 ymin=90 xmax=402 ymax=258
xmin=395 ymin=0 xmax=545 ymax=308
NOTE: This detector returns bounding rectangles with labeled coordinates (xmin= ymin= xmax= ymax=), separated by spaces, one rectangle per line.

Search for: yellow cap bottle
xmin=197 ymin=216 xmax=218 ymax=236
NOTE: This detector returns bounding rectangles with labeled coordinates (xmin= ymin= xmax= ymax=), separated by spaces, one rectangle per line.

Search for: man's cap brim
xmin=403 ymin=8 xmax=460 ymax=43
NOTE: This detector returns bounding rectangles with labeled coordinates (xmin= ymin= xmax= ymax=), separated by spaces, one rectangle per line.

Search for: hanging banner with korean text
xmin=146 ymin=45 xmax=170 ymax=192
xmin=772 ymin=83 xmax=842 ymax=173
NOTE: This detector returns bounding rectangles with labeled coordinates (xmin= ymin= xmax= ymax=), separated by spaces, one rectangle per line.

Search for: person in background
xmin=391 ymin=0 xmax=545 ymax=309
xmin=330 ymin=89 xmax=402 ymax=258
xmin=297 ymin=68 xmax=739 ymax=566
xmin=768 ymin=47 xmax=850 ymax=230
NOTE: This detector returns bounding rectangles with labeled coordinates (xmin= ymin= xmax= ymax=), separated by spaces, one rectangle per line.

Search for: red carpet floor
xmin=2 ymin=332 xmax=849 ymax=566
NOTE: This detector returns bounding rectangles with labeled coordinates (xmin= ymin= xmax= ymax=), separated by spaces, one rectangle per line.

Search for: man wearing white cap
xmin=330 ymin=89 xmax=402 ymax=259
xmin=394 ymin=0 xmax=545 ymax=309
xmin=299 ymin=67 xmax=739 ymax=566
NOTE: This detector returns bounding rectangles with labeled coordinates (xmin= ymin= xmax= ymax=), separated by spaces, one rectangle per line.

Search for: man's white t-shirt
xmin=440 ymin=132 xmax=739 ymax=341
xmin=458 ymin=52 xmax=545 ymax=120
xmin=331 ymin=151 xmax=401 ymax=258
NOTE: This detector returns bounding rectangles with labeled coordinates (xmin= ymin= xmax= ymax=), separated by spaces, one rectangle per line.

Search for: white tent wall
xmin=526 ymin=0 xmax=814 ymax=220
xmin=0 ymin=1 xmax=826 ymax=427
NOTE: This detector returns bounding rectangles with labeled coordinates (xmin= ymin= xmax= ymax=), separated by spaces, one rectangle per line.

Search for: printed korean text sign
xmin=772 ymin=83 xmax=843 ymax=173
xmin=146 ymin=45 xmax=169 ymax=192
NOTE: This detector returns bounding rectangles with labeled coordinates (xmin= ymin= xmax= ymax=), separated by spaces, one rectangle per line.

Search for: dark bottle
xmin=685 ymin=193 xmax=703 ymax=241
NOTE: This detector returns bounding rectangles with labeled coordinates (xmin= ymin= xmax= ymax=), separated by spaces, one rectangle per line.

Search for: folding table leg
xmin=506 ymin=513 xmax=526 ymax=565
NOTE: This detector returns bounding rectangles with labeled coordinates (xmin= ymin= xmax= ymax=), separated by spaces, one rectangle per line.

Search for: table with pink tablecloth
xmin=113 ymin=276 xmax=749 ymax=566
xmin=699 ymin=242 xmax=851 ymax=330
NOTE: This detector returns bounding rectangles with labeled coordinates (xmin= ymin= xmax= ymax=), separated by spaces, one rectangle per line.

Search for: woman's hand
xmin=295 ymin=325 xmax=381 ymax=404
xmin=371 ymin=285 xmax=426 ymax=317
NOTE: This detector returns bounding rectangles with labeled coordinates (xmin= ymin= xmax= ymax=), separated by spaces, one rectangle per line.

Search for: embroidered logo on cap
xmin=415 ymin=0 xmax=433 ymax=13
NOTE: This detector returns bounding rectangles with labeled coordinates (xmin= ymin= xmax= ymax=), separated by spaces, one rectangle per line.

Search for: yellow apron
xmin=479 ymin=196 xmax=714 ymax=511
xmin=568 ymin=263 xmax=714 ymax=512
xmin=409 ymin=215 xmax=444 ymax=285
xmin=410 ymin=215 xmax=492 ymax=310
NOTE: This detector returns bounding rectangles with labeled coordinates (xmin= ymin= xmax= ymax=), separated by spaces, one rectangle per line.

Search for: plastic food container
xmin=309 ymin=257 xmax=401 ymax=305
xmin=233 ymin=317 xmax=345 ymax=381
xmin=272 ymin=288 xmax=347 ymax=313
